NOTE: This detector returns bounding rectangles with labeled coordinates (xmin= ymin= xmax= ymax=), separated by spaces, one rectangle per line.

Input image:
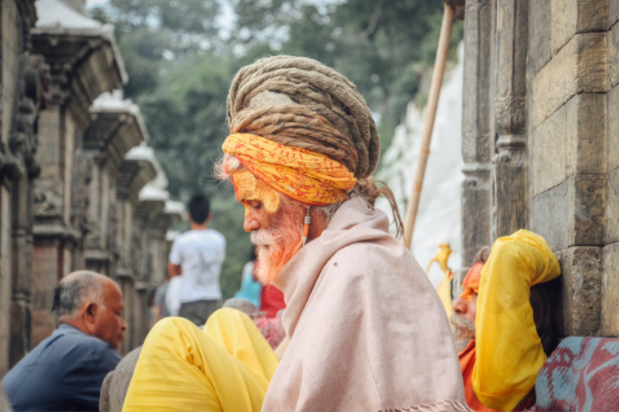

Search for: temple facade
xmin=0 ymin=0 xmax=182 ymax=376
xmin=460 ymin=0 xmax=617 ymax=337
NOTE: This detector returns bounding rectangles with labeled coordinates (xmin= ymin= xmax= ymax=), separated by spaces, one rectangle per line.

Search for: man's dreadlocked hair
xmin=221 ymin=56 xmax=404 ymax=237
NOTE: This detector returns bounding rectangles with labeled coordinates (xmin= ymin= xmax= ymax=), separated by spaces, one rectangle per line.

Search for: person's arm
xmin=167 ymin=261 xmax=182 ymax=278
xmin=168 ymin=239 xmax=182 ymax=278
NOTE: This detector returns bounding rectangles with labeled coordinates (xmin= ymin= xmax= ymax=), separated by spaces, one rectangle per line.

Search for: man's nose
xmin=120 ymin=317 xmax=127 ymax=331
xmin=453 ymin=297 xmax=467 ymax=315
xmin=244 ymin=211 xmax=260 ymax=232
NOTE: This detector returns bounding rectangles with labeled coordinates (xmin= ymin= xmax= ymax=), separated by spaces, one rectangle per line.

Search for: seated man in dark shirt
xmin=2 ymin=270 xmax=126 ymax=412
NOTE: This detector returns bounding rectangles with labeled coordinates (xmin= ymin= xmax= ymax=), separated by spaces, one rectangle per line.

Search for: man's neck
xmin=190 ymin=222 xmax=208 ymax=231
xmin=61 ymin=319 xmax=90 ymax=335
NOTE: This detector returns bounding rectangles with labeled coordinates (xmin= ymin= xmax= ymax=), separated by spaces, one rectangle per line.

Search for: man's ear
xmin=82 ymin=302 xmax=98 ymax=324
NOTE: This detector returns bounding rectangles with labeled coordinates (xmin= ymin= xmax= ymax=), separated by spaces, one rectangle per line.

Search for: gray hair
xmin=52 ymin=271 xmax=112 ymax=320
xmin=222 ymin=298 xmax=259 ymax=317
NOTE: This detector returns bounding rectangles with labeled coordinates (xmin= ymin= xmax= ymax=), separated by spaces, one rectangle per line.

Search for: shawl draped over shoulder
xmin=264 ymin=197 xmax=467 ymax=412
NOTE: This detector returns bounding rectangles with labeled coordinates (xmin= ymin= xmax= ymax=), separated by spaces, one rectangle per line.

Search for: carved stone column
xmin=6 ymin=54 xmax=48 ymax=370
xmin=461 ymin=0 xmax=495 ymax=278
xmin=29 ymin=6 xmax=127 ymax=348
xmin=492 ymin=0 xmax=529 ymax=239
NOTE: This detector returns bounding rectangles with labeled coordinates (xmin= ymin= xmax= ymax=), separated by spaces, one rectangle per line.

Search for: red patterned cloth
xmin=535 ymin=336 xmax=619 ymax=411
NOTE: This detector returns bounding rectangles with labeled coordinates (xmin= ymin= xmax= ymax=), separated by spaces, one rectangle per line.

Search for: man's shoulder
xmin=54 ymin=326 xmax=120 ymax=360
xmin=176 ymin=229 xmax=225 ymax=244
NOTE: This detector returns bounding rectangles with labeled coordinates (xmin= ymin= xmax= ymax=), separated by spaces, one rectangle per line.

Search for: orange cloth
xmin=458 ymin=262 xmax=483 ymax=302
xmin=459 ymin=341 xmax=498 ymax=412
xmin=222 ymin=133 xmax=356 ymax=206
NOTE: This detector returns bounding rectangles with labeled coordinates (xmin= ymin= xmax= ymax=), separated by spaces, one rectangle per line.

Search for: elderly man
xmin=452 ymin=231 xmax=562 ymax=411
xmin=124 ymin=56 xmax=465 ymax=412
xmin=2 ymin=271 xmax=126 ymax=412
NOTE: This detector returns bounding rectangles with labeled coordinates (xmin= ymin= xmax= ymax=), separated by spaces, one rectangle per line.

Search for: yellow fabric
xmin=472 ymin=230 xmax=561 ymax=411
xmin=122 ymin=309 xmax=279 ymax=412
xmin=222 ymin=133 xmax=356 ymax=206
xmin=437 ymin=271 xmax=453 ymax=318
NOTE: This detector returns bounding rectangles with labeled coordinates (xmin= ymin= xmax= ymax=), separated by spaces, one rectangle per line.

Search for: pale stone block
xmin=532 ymin=102 xmax=567 ymax=195
xmin=533 ymin=33 xmax=608 ymax=127
xmin=609 ymin=23 xmax=619 ymax=90
xmin=529 ymin=0 xmax=552 ymax=75
xmin=606 ymin=168 xmax=619 ymax=244
xmin=608 ymin=86 xmax=619 ymax=171
xmin=531 ymin=174 xmax=606 ymax=249
xmin=531 ymin=181 xmax=570 ymax=251
xmin=551 ymin=0 xmax=577 ymax=54
xmin=551 ymin=0 xmax=608 ymax=54
xmin=566 ymin=94 xmax=607 ymax=177
xmin=602 ymin=242 xmax=619 ymax=336
xmin=571 ymin=174 xmax=606 ymax=246
xmin=610 ymin=0 xmax=619 ymax=28
xmin=559 ymin=246 xmax=603 ymax=336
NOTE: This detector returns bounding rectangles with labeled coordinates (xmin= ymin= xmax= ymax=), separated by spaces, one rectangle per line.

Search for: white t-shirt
xmin=166 ymin=276 xmax=183 ymax=316
xmin=168 ymin=229 xmax=226 ymax=303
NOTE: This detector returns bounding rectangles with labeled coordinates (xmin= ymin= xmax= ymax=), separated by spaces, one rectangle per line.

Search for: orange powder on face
xmin=459 ymin=262 xmax=484 ymax=303
xmin=231 ymin=170 xmax=281 ymax=215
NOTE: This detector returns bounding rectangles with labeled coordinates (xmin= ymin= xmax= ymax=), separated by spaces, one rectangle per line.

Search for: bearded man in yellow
xmin=123 ymin=56 xmax=467 ymax=412
xmin=452 ymin=230 xmax=562 ymax=411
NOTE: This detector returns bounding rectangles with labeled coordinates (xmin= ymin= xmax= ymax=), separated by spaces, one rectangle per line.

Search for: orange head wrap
xmin=458 ymin=262 xmax=484 ymax=303
xmin=222 ymin=133 xmax=357 ymax=206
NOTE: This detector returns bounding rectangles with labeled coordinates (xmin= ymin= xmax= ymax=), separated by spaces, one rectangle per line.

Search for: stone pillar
xmin=78 ymin=97 xmax=147 ymax=277
xmin=460 ymin=0 xmax=495 ymax=280
xmin=0 ymin=0 xmax=47 ymax=374
xmin=115 ymin=143 xmax=157 ymax=355
xmin=29 ymin=7 xmax=127 ymax=348
xmin=492 ymin=0 xmax=528 ymax=239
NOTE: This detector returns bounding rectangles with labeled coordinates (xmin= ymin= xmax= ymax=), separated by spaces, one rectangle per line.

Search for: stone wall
xmin=0 ymin=0 xmax=47 ymax=376
xmin=461 ymin=0 xmax=617 ymax=337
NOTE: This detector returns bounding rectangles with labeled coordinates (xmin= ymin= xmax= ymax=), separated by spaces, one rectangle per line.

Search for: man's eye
xmin=249 ymin=201 xmax=261 ymax=210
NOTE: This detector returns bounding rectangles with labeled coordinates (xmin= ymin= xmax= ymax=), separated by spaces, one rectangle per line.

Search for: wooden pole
xmin=402 ymin=3 xmax=455 ymax=249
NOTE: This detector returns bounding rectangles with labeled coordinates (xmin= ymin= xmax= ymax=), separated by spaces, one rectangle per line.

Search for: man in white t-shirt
xmin=168 ymin=194 xmax=226 ymax=325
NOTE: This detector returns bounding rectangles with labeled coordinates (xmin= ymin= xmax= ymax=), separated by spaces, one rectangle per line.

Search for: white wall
xmin=377 ymin=43 xmax=464 ymax=288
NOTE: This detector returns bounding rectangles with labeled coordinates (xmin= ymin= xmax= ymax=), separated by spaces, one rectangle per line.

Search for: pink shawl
xmin=264 ymin=197 xmax=467 ymax=412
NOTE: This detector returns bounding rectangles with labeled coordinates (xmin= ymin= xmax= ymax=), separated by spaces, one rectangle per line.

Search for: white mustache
xmin=250 ymin=230 xmax=273 ymax=247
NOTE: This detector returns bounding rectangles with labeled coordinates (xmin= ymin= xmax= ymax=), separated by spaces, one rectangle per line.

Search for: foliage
xmin=93 ymin=0 xmax=462 ymax=300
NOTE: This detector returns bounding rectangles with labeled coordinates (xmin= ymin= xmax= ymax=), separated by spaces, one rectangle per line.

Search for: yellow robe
xmin=473 ymin=230 xmax=561 ymax=411
xmin=123 ymin=309 xmax=278 ymax=412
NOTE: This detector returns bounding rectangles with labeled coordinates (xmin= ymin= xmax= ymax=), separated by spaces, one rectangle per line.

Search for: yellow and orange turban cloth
xmin=222 ymin=133 xmax=357 ymax=207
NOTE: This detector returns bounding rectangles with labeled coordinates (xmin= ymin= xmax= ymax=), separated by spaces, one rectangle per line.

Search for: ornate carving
xmin=130 ymin=228 xmax=142 ymax=278
xmin=8 ymin=55 xmax=50 ymax=179
xmin=71 ymin=155 xmax=94 ymax=233
xmin=33 ymin=179 xmax=63 ymax=218
xmin=107 ymin=202 xmax=118 ymax=257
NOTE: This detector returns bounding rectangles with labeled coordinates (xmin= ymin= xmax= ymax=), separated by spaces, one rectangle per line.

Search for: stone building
xmin=460 ymin=0 xmax=617 ymax=337
xmin=0 ymin=0 xmax=49 ymax=377
xmin=0 ymin=0 xmax=182 ymax=375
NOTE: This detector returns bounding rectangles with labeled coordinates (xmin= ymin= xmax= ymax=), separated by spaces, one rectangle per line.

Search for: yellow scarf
xmin=222 ymin=133 xmax=356 ymax=206
xmin=473 ymin=230 xmax=561 ymax=411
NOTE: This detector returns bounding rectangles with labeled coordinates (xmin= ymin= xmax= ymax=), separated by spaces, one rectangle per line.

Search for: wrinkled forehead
xmin=462 ymin=262 xmax=484 ymax=291
xmin=231 ymin=170 xmax=281 ymax=214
